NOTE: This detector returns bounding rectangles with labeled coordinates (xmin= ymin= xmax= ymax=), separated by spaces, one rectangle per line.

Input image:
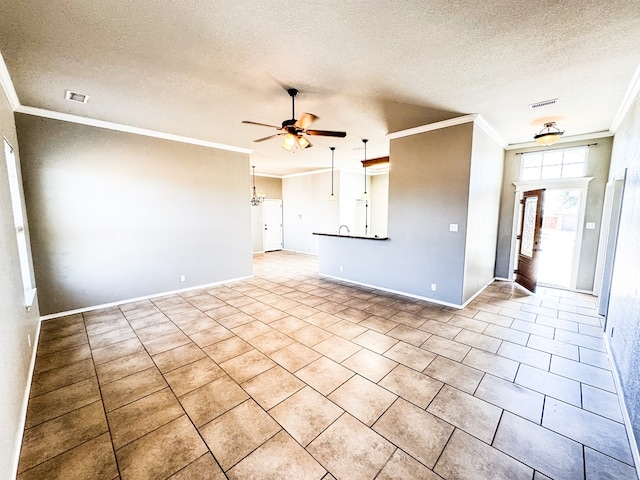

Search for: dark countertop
xmin=313 ymin=232 xmax=389 ymax=241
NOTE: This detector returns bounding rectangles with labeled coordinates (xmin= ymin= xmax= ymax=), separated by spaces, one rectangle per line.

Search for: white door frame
xmin=510 ymin=177 xmax=593 ymax=290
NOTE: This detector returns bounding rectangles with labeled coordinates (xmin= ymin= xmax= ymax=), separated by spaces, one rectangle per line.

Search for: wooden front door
xmin=516 ymin=189 xmax=545 ymax=293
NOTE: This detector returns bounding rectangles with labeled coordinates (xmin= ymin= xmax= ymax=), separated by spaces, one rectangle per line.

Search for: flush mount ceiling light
xmin=250 ymin=165 xmax=266 ymax=206
xmin=534 ymin=122 xmax=564 ymax=146
xmin=65 ymin=90 xmax=89 ymax=104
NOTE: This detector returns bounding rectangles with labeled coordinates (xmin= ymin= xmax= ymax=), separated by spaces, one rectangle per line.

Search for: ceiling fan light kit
xmin=534 ymin=121 xmax=564 ymax=146
xmin=242 ymin=88 xmax=346 ymax=152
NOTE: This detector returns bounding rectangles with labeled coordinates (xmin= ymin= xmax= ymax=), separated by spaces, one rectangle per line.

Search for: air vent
xmin=65 ymin=90 xmax=89 ymax=104
xmin=529 ymin=98 xmax=558 ymax=110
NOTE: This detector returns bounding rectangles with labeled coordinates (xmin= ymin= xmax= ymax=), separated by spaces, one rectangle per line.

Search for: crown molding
xmin=610 ymin=61 xmax=640 ymax=134
xmin=474 ymin=114 xmax=508 ymax=148
xmin=281 ymin=168 xmax=332 ymax=179
xmin=386 ymin=114 xmax=477 ymax=140
xmin=0 ymin=50 xmax=20 ymax=110
xmin=15 ymin=105 xmax=252 ymax=154
xmin=386 ymin=113 xmax=507 ymax=149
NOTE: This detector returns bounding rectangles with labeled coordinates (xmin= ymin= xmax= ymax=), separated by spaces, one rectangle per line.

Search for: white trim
xmin=570 ymin=185 xmax=590 ymax=290
xmin=281 ymin=168 xmax=332 ymax=179
xmin=15 ymin=105 xmax=253 ymax=155
xmin=254 ymin=173 xmax=282 ymax=179
xmin=604 ymin=335 xmax=640 ymax=480
xmin=513 ymin=177 xmax=594 ymax=192
xmin=510 ymin=177 xmax=594 ymax=291
xmin=474 ymin=114 xmax=508 ymax=148
xmin=319 ymin=273 xmax=495 ymax=309
xmin=0 ymin=50 xmax=20 ymax=110
xmin=39 ymin=275 xmax=253 ymax=321
xmin=610 ymin=61 xmax=640 ymax=134
xmin=11 ymin=319 xmax=41 ymax=479
xmin=281 ymin=249 xmax=318 ymax=257
xmin=385 ymin=113 xmax=507 ymax=149
xmin=506 ymin=131 xmax=613 ymax=151
xmin=386 ymin=114 xmax=477 ymax=140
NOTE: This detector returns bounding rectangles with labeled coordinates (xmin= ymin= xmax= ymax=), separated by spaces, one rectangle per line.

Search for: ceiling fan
xmin=242 ymin=88 xmax=347 ymax=151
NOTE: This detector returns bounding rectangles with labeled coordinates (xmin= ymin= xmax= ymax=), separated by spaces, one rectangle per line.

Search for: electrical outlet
xmin=449 ymin=224 xmax=458 ymax=232
xmin=431 ymin=283 xmax=437 ymax=292
xmin=27 ymin=333 xmax=31 ymax=347
xmin=180 ymin=275 xmax=186 ymax=282
xmin=339 ymin=266 xmax=343 ymax=272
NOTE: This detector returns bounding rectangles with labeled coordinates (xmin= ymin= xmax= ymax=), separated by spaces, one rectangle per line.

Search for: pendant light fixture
xmin=361 ymin=139 xmax=369 ymax=199
xmin=329 ymin=147 xmax=337 ymax=201
xmin=250 ymin=165 xmax=266 ymax=206
xmin=534 ymin=122 xmax=564 ymax=146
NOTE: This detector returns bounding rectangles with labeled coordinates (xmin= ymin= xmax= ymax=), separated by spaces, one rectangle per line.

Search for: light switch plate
xmin=449 ymin=224 xmax=458 ymax=232
xmin=586 ymin=222 xmax=596 ymax=230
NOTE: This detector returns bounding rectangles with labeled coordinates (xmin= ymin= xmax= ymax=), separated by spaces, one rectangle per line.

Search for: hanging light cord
xmin=330 ymin=147 xmax=335 ymax=196
xmin=363 ymin=139 xmax=368 ymax=194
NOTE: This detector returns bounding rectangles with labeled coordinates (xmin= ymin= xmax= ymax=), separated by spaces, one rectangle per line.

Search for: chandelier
xmin=250 ymin=165 xmax=266 ymax=206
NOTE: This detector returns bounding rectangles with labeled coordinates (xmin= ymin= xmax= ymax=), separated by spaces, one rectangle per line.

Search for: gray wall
xmin=0 ymin=93 xmax=40 ymax=478
xmin=282 ymin=171 xmax=338 ymax=255
xmin=606 ymin=91 xmax=640 ymax=449
xmin=16 ymin=114 xmax=252 ymax=315
xmin=495 ymin=137 xmax=612 ymax=291
xmin=463 ymin=126 xmax=505 ymax=301
xmin=251 ymin=175 xmax=282 ymax=253
xmin=319 ymin=122 xmax=502 ymax=306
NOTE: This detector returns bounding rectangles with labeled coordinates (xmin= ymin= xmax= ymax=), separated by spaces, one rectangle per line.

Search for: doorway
xmin=512 ymin=177 xmax=592 ymax=292
xmin=537 ymin=188 xmax=582 ymax=289
xmin=262 ymin=199 xmax=283 ymax=252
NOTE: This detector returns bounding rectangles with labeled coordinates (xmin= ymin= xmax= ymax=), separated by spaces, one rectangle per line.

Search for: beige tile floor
xmin=17 ymin=251 xmax=639 ymax=480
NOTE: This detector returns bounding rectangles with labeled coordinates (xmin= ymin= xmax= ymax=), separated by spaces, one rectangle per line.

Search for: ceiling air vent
xmin=65 ymin=90 xmax=89 ymax=104
xmin=529 ymin=98 xmax=558 ymax=110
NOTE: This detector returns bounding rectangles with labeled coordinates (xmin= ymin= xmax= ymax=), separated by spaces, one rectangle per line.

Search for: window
xmin=4 ymin=138 xmax=36 ymax=307
xmin=521 ymin=146 xmax=587 ymax=181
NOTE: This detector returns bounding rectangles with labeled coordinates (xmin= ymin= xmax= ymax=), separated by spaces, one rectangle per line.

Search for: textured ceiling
xmin=0 ymin=1 xmax=639 ymax=175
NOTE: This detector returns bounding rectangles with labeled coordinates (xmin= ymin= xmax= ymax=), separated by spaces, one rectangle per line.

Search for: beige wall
xmin=0 ymin=93 xmax=40 ymax=477
xmin=463 ymin=125 xmax=505 ymax=301
xmin=16 ymin=114 xmax=252 ymax=316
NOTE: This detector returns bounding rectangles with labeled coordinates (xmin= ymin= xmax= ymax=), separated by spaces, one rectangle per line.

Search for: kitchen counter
xmin=313 ymin=232 xmax=389 ymax=241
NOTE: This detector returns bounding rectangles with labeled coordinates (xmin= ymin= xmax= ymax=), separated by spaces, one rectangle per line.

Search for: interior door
xmin=516 ymin=189 xmax=545 ymax=292
xmin=262 ymin=199 xmax=283 ymax=252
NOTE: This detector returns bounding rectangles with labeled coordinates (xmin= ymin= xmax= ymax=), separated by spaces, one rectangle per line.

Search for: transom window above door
xmin=521 ymin=146 xmax=588 ymax=181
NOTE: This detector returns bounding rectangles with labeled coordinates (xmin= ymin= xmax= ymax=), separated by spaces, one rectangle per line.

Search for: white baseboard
xmin=11 ymin=319 xmax=41 ymax=479
xmin=604 ymin=335 xmax=640 ymax=478
xmin=40 ymin=274 xmax=253 ymax=321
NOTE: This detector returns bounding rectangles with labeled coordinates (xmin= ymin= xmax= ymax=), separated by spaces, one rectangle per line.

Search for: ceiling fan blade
xmin=305 ymin=129 xmax=347 ymax=138
xmin=242 ymin=120 xmax=281 ymax=129
xmin=254 ymin=134 xmax=282 ymax=142
xmin=294 ymin=113 xmax=318 ymax=130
